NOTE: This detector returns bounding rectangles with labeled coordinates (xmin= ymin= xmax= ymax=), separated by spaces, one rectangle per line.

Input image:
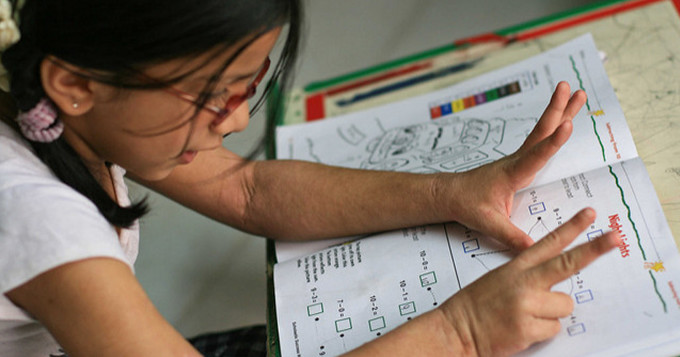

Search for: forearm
xmin=6 ymin=258 xmax=201 ymax=357
xmin=241 ymin=159 xmax=458 ymax=240
xmin=138 ymin=149 xmax=463 ymax=241
xmin=344 ymin=308 xmax=474 ymax=357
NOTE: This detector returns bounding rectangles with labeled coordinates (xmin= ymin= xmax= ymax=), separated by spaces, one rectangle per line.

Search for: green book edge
xmin=265 ymin=82 xmax=283 ymax=356
xmin=265 ymin=239 xmax=281 ymax=357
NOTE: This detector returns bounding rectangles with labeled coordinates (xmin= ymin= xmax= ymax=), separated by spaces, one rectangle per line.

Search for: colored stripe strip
xmin=305 ymin=94 xmax=326 ymax=121
xmin=463 ymin=96 xmax=476 ymax=108
xmin=452 ymin=99 xmax=465 ymax=112
xmin=508 ymin=81 xmax=521 ymax=94
xmin=485 ymin=89 xmax=499 ymax=101
xmin=511 ymin=0 xmax=667 ymax=41
xmin=497 ymin=85 xmax=509 ymax=98
xmin=305 ymin=44 xmax=458 ymax=92
xmin=454 ymin=33 xmax=508 ymax=46
xmin=325 ymin=62 xmax=433 ymax=96
xmin=303 ymin=0 xmax=668 ymax=95
xmin=498 ymin=0 xmax=632 ymax=36
xmin=430 ymin=106 xmax=442 ymax=119
xmin=441 ymin=103 xmax=453 ymax=116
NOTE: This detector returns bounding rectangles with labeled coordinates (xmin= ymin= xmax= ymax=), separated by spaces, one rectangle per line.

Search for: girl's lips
xmin=179 ymin=150 xmax=197 ymax=164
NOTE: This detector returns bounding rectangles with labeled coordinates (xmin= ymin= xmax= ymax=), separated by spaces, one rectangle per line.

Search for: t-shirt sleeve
xmin=0 ymin=164 xmax=131 ymax=294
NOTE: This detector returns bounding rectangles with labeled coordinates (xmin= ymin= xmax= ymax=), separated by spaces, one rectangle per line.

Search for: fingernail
xmin=582 ymin=207 xmax=595 ymax=219
xmin=610 ymin=230 xmax=622 ymax=245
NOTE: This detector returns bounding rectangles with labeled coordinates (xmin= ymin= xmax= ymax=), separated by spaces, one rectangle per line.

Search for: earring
xmin=72 ymin=101 xmax=79 ymax=109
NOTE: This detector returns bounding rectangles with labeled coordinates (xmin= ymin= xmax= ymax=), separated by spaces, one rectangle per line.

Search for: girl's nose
xmin=211 ymin=101 xmax=250 ymax=137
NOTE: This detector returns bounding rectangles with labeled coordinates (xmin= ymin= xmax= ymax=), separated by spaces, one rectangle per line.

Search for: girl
xmin=0 ymin=0 xmax=618 ymax=356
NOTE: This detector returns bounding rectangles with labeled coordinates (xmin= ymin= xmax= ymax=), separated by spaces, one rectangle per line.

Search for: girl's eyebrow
xmin=194 ymin=70 xmax=260 ymax=84
xmin=179 ymin=72 xmax=255 ymax=93
xmin=190 ymin=56 xmax=270 ymax=84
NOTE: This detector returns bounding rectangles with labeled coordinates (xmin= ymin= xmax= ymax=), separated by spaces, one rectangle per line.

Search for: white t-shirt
xmin=0 ymin=120 xmax=140 ymax=356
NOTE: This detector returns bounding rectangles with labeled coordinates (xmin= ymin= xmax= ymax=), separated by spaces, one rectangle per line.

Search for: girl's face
xmin=62 ymin=28 xmax=281 ymax=181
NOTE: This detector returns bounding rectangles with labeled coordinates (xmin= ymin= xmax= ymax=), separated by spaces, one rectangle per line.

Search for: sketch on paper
xmin=303 ymin=116 xmax=537 ymax=174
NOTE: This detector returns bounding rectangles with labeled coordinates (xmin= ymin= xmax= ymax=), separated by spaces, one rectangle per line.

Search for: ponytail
xmin=3 ymin=0 xmax=148 ymax=228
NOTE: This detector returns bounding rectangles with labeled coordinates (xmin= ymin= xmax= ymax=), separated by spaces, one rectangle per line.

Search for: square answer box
xmin=307 ymin=303 xmax=324 ymax=316
xmin=399 ymin=302 xmax=417 ymax=316
xmin=335 ymin=318 xmax=352 ymax=332
xmin=369 ymin=317 xmax=386 ymax=331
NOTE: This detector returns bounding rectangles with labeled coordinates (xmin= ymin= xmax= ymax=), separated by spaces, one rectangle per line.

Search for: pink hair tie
xmin=17 ymin=98 xmax=64 ymax=143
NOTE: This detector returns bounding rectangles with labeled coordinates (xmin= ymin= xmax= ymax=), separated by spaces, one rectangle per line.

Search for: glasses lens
xmin=221 ymin=58 xmax=269 ymax=113
xmin=205 ymin=57 xmax=271 ymax=120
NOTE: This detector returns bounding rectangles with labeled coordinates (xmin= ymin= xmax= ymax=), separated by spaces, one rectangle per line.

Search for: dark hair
xmin=2 ymin=0 xmax=302 ymax=228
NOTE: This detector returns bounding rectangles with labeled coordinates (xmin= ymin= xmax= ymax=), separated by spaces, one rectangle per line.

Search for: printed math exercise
xmin=273 ymin=35 xmax=680 ymax=356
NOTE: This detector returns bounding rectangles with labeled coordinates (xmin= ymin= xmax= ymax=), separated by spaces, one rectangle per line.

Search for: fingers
xmin=531 ymin=291 xmax=574 ymax=319
xmin=520 ymin=292 xmax=572 ymax=346
xmin=487 ymin=213 xmax=534 ymax=251
xmin=534 ymin=230 xmax=619 ymax=289
xmin=508 ymin=120 xmax=573 ymax=186
xmin=508 ymin=84 xmax=585 ymax=189
xmin=561 ymin=89 xmax=587 ymax=122
xmin=519 ymin=81 xmax=571 ymax=150
xmin=516 ymin=208 xmax=596 ymax=267
xmin=526 ymin=318 xmax=562 ymax=344
xmin=519 ymin=82 xmax=586 ymax=152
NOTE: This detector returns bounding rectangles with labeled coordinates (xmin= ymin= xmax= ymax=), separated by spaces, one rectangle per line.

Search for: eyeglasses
xmin=162 ymin=56 xmax=271 ymax=122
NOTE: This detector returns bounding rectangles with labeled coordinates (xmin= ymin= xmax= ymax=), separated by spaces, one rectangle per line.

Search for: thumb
xmin=486 ymin=212 xmax=534 ymax=251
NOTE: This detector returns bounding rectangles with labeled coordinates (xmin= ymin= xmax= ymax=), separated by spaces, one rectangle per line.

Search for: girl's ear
xmin=40 ymin=56 xmax=95 ymax=116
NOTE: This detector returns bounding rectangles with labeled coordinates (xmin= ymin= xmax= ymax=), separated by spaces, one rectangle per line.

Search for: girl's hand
xmin=439 ymin=208 xmax=619 ymax=356
xmin=438 ymin=81 xmax=587 ymax=250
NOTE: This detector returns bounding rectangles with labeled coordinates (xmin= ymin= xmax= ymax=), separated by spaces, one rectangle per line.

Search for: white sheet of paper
xmin=274 ymin=158 xmax=680 ymax=357
xmin=274 ymin=34 xmax=638 ymax=262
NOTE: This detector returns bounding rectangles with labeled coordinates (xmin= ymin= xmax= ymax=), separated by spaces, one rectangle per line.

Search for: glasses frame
xmin=162 ymin=56 xmax=271 ymax=122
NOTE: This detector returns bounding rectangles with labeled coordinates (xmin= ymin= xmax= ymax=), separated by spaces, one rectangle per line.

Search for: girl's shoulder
xmin=0 ymin=116 xmax=56 ymax=182
xmin=0 ymin=119 xmax=133 ymax=295
xmin=0 ymin=116 xmax=121 ymax=236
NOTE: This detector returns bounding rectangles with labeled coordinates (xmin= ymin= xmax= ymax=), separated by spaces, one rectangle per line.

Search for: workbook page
xmin=274 ymin=158 xmax=680 ymax=356
xmin=274 ymin=34 xmax=638 ymax=262
xmin=276 ymin=34 xmax=636 ymax=189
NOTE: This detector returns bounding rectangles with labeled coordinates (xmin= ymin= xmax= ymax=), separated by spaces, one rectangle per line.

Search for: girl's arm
xmin=5 ymin=209 xmax=618 ymax=357
xmin=5 ymin=258 xmax=201 ymax=357
xmin=345 ymin=209 xmax=619 ymax=356
xmin=135 ymin=149 xmax=457 ymax=240
xmin=138 ymin=83 xmax=586 ymax=249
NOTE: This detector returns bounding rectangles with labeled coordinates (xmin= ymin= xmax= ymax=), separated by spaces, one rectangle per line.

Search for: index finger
xmin=519 ymin=82 xmax=586 ymax=152
xmin=506 ymin=120 xmax=573 ymax=189
xmin=515 ymin=208 xmax=597 ymax=267
xmin=530 ymin=230 xmax=620 ymax=289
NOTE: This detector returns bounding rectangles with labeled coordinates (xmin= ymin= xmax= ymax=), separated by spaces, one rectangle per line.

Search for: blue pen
xmin=336 ymin=58 xmax=483 ymax=107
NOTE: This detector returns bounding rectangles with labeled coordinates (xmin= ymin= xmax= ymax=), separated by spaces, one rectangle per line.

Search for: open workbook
xmin=271 ymin=34 xmax=680 ymax=356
